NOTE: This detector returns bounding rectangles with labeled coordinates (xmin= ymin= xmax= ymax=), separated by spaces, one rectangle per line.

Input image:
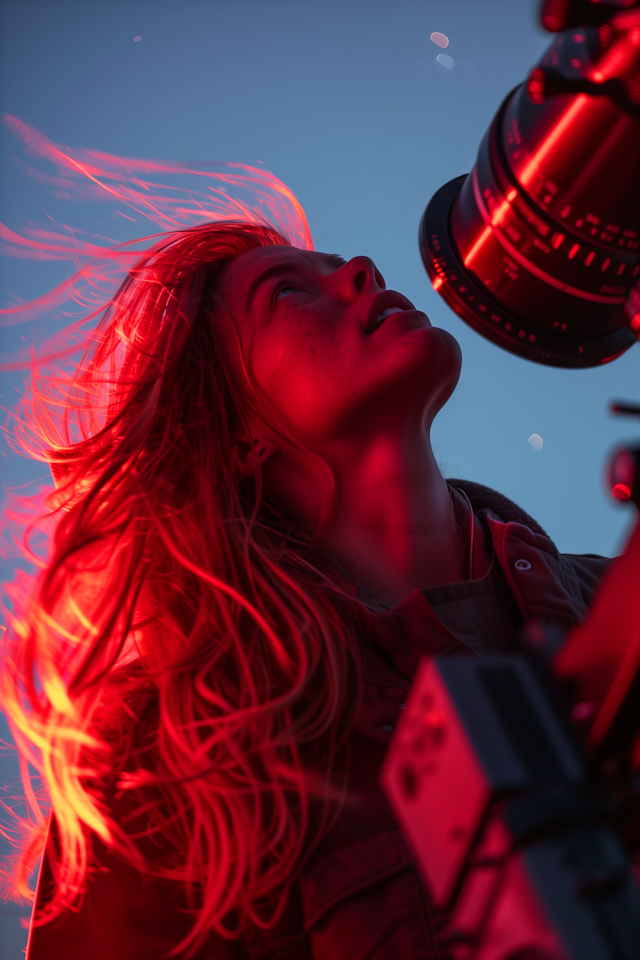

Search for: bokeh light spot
xmin=430 ymin=32 xmax=449 ymax=48
xmin=134 ymin=36 xmax=142 ymax=42
xmin=528 ymin=434 xmax=543 ymax=451
xmin=455 ymin=59 xmax=474 ymax=78
xmin=613 ymin=483 xmax=631 ymax=500
xmin=435 ymin=53 xmax=455 ymax=74
xmin=410 ymin=62 xmax=431 ymax=78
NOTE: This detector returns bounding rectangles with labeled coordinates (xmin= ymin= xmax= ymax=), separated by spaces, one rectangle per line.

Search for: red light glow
xmin=463 ymin=226 xmax=492 ymax=268
xmin=0 ymin=114 xmax=314 ymax=371
xmin=613 ymin=483 xmax=632 ymax=500
xmin=432 ymin=276 xmax=444 ymax=291
xmin=519 ymin=96 xmax=589 ymax=187
xmin=2 ymin=116 xmax=312 ymax=249
xmin=463 ymin=188 xmax=517 ymax=269
xmin=590 ymin=26 xmax=640 ymax=84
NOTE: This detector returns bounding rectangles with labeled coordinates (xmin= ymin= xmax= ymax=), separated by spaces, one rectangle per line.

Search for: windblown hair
xmin=1 ymin=221 xmax=366 ymax=954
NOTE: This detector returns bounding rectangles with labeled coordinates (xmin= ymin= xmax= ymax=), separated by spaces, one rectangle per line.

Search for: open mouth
xmin=365 ymin=292 xmax=416 ymax=334
xmin=369 ymin=306 xmax=407 ymax=333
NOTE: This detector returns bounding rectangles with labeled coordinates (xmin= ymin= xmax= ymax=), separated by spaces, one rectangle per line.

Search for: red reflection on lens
xmin=519 ymin=95 xmax=589 ymax=187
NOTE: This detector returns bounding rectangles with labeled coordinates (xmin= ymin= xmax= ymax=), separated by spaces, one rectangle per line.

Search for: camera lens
xmin=421 ymin=32 xmax=640 ymax=367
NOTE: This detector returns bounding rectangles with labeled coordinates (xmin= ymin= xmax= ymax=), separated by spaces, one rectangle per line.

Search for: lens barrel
xmin=420 ymin=26 xmax=640 ymax=367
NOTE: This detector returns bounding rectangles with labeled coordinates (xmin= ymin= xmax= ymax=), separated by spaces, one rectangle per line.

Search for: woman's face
xmin=218 ymin=244 xmax=461 ymax=445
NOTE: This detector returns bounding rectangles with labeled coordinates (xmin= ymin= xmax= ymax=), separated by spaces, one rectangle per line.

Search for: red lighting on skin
xmin=463 ymin=188 xmax=517 ymax=268
xmin=613 ymin=483 xmax=632 ymax=500
xmin=432 ymin=276 xmax=444 ymax=291
xmin=519 ymin=96 xmax=589 ymax=187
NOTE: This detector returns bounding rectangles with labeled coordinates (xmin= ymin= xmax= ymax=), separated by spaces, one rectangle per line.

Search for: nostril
xmin=353 ymin=270 xmax=367 ymax=291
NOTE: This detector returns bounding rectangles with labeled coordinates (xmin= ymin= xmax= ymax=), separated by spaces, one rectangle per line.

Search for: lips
xmin=365 ymin=291 xmax=417 ymax=335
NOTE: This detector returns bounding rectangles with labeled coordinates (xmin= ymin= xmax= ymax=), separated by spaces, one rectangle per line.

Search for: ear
xmin=231 ymin=435 xmax=278 ymax=479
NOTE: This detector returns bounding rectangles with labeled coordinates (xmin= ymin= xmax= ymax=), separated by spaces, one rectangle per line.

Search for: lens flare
xmin=430 ymin=32 xmax=449 ymax=48
xmin=455 ymin=60 xmax=474 ymax=78
xmin=435 ymin=54 xmax=455 ymax=74
xmin=411 ymin=62 xmax=431 ymax=78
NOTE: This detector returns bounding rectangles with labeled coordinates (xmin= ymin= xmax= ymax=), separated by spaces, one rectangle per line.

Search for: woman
xmin=2 ymin=220 xmax=607 ymax=959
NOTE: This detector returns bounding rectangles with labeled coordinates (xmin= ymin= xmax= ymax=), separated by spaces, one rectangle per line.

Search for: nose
xmin=340 ymin=256 xmax=386 ymax=299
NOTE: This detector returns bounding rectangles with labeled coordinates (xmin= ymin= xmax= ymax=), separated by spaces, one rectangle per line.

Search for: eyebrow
xmin=246 ymin=260 xmax=299 ymax=311
xmin=245 ymin=254 xmax=347 ymax=311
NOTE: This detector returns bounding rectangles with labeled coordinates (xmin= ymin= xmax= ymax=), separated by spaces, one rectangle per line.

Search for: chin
xmin=428 ymin=323 xmax=461 ymax=354
xmin=417 ymin=322 xmax=462 ymax=373
xmin=363 ymin=325 xmax=462 ymax=426
xmin=411 ymin=324 xmax=462 ymax=414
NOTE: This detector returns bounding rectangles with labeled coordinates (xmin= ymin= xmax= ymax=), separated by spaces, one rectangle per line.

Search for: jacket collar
xmin=373 ymin=509 xmax=588 ymax=681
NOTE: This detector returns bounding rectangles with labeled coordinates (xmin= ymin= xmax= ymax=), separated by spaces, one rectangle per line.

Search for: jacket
xmin=26 ymin=480 xmax=610 ymax=960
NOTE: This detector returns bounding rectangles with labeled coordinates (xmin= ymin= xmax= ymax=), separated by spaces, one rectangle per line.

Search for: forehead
xmin=219 ymin=245 xmax=340 ymax=306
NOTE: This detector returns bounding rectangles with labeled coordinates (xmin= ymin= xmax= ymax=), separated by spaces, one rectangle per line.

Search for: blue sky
xmin=1 ymin=0 xmax=639 ymax=951
xmin=2 ymin=0 xmax=638 ymax=561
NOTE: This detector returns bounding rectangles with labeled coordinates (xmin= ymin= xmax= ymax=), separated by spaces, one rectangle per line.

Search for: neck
xmin=321 ymin=427 xmax=469 ymax=609
xmin=265 ymin=418 xmax=470 ymax=611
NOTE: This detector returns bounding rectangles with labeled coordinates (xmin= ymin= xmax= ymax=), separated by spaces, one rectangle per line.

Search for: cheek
xmin=249 ymin=320 xmax=351 ymax=430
